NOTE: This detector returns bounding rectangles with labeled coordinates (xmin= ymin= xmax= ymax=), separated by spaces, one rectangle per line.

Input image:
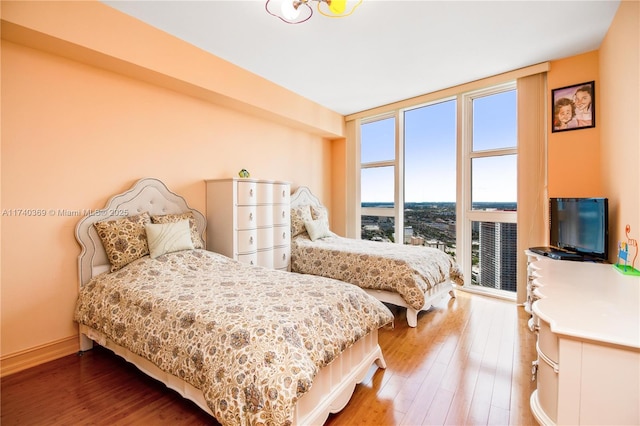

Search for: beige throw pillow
xmin=145 ymin=219 xmax=194 ymax=258
xmin=304 ymin=219 xmax=333 ymax=241
xmin=151 ymin=212 xmax=203 ymax=249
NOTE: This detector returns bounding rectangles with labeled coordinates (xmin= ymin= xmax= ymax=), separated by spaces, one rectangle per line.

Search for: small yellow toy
xmin=238 ymin=169 xmax=250 ymax=178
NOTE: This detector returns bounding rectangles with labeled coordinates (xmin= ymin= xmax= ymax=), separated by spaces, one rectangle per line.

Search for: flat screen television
xmin=549 ymin=197 xmax=609 ymax=260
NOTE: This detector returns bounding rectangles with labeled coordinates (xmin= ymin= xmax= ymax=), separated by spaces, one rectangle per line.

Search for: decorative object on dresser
xmin=290 ymin=186 xmax=462 ymax=327
xmin=74 ymin=177 xmax=393 ymax=426
xmin=205 ymin=178 xmax=291 ymax=270
xmin=526 ymin=252 xmax=640 ymax=425
xmin=615 ymin=224 xmax=640 ymax=276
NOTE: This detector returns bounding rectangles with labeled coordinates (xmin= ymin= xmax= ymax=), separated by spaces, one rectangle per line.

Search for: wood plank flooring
xmin=1 ymin=291 xmax=538 ymax=425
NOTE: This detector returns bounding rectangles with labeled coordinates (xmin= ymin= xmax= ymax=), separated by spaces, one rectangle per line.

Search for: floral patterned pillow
xmin=311 ymin=205 xmax=330 ymax=228
xmin=151 ymin=212 xmax=203 ymax=249
xmin=94 ymin=212 xmax=151 ymax=272
xmin=291 ymin=205 xmax=313 ymax=238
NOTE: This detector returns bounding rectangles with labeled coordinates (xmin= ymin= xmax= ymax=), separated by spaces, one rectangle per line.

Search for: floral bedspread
xmin=291 ymin=235 xmax=463 ymax=311
xmin=74 ymin=250 xmax=393 ymax=426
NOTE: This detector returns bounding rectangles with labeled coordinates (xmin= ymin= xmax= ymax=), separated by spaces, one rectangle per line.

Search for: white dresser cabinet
xmin=527 ymin=254 xmax=640 ymax=425
xmin=206 ymin=178 xmax=290 ymax=270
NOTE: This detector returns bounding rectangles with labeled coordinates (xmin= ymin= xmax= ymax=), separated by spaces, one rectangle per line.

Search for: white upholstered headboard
xmin=290 ymin=186 xmax=324 ymax=209
xmin=75 ymin=178 xmax=206 ymax=287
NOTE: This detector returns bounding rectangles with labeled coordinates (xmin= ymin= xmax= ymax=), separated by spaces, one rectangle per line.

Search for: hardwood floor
xmin=1 ymin=291 xmax=538 ymax=425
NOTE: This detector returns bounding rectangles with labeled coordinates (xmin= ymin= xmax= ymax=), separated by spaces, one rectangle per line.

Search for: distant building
xmin=404 ymin=226 xmax=413 ymax=244
xmin=410 ymin=236 xmax=424 ymax=245
xmin=478 ymin=222 xmax=517 ymax=292
xmin=425 ymin=240 xmax=446 ymax=252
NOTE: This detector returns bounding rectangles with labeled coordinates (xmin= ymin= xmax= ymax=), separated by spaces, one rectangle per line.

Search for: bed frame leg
xmin=79 ymin=333 xmax=94 ymax=352
xmin=406 ymin=308 xmax=418 ymax=328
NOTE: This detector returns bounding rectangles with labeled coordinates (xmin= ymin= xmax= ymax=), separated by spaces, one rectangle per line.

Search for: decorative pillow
xmin=94 ymin=212 xmax=151 ymax=272
xmin=151 ymin=212 xmax=203 ymax=249
xmin=304 ymin=219 xmax=333 ymax=241
xmin=291 ymin=205 xmax=313 ymax=238
xmin=311 ymin=205 xmax=329 ymax=226
xmin=145 ymin=220 xmax=194 ymax=259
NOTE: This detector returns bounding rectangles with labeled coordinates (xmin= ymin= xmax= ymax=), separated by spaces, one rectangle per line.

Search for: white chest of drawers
xmin=525 ymin=252 xmax=640 ymax=425
xmin=205 ymin=178 xmax=290 ymax=270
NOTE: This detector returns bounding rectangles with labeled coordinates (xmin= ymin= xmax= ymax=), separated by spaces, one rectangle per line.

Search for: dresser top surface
xmin=531 ymin=256 xmax=640 ymax=349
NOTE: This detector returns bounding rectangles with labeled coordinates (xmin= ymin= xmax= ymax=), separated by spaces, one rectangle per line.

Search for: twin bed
xmin=74 ymin=178 xmax=393 ymax=426
xmin=74 ymin=178 xmax=462 ymax=425
xmin=289 ymin=187 xmax=462 ymax=328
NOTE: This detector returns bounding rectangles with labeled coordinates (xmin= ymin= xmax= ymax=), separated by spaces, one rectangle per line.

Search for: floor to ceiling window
xmin=463 ymin=84 xmax=518 ymax=296
xmin=360 ymin=113 xmax=400 ymax=242
xmin=404 ymin=99 xmax=457 ymax=258
xmin=358 ymin=83 xmax=518 ymax=297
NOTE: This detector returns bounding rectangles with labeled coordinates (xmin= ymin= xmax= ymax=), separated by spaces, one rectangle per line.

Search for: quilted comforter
xmin=74 ymin=249 xmax=393 ymax=426
xmin=291 ymin=235 xmax=463 ymax=311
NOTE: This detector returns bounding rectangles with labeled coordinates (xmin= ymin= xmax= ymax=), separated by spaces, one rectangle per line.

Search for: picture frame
xmin=551 ymin=81 xmax=595 ymax=133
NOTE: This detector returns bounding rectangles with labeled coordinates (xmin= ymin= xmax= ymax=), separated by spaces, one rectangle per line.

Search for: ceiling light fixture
xmin=265 ymin=0 xmax=362 ymax=24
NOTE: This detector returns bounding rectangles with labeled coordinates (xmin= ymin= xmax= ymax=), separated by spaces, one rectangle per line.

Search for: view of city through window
xmin=361 ymin=202 xmax=517 ymax=291
xmin=360 ymin=89 xmax=518 ymax=293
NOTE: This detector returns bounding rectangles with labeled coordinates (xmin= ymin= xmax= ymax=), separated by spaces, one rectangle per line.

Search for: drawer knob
xmin=282 ymin=189 xmax=286 ymax=197
xmin=249 ymin=188 xmax=254 ymax=197
xmin=249 ymin=236 xmax=254 ymax=244
xmin=282 ymin=211 xmax=286 ymax=218
xmin=282 ymin=253 xmax=286 ymax=261
xmin=249 ymin=212 xmax=254 ymax=220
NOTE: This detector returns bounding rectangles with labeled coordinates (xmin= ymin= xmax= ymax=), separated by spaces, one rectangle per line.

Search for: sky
xmin=361 ymin=90 xmax=517 ymax=203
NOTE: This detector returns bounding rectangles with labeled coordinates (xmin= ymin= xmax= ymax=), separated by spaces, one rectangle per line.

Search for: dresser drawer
xmin=257 ymin=226 xmax=274 ymax=250
xmin=274 ymin=224 xmax=289 ymax=247
xmin=538 ymin=319 xmax=559 ymax=363
xmin=236 ymin=229 xmax=257 ymax=253
xmin=237 ymin=181 xmax=257 ymax=205
xmin=273 ymin=205 xmax=289 ymax=226
xmin=273 ymin=183 xmax=290 ymax=205
xmin=274 ymin=246 xmax=290 ymax=270
xmin=256 ymin=205 xmax=274 ymax=228
xmin=536 ymin=347 xmax=559 ymax=424
xmin=258 ymin=248 xmax=274 ymax=269
xmin=256 ymin=182 xmax=273 ymax=205
xmin=237 ymin=252 xmax=258 ymax=267
xmin=236 ymin=206 xmax=257 ymax=229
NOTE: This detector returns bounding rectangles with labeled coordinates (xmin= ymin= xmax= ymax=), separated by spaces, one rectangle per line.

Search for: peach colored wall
xmin=598 ymin=0 xmax=640 ymax=263
xmin=547 ymin=51 xmax=602 ymax=197
xmin=547 ymin=1 xmax=639 ymax=263
xmin=0 ymin=1 xmax=344 ymax=373
xmin=330 ymin=138 xmax=347 ymax=236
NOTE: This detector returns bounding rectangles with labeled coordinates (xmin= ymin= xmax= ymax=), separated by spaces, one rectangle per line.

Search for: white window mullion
xmin=395 ymin=110 xmax=404 ymax=243
xmin=460 ymin=93 xmax=474 ymax=286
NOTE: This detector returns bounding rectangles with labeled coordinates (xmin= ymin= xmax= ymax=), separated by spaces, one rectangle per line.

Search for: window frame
xmin=356 ymin=82 xmax=519 ymax=299
xmin=460 ymin=82 xmax=518 ymax=298
xmin=359 ymin=111 xmax=404 ymax=242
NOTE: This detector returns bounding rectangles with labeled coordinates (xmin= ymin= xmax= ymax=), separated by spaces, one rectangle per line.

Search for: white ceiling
xmin=102 ymin=0 xmax=620 ymax=115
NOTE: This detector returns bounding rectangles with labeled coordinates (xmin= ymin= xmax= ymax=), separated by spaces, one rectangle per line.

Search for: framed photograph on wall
xmin=551 ymin=81 xmax=595 ymax=133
